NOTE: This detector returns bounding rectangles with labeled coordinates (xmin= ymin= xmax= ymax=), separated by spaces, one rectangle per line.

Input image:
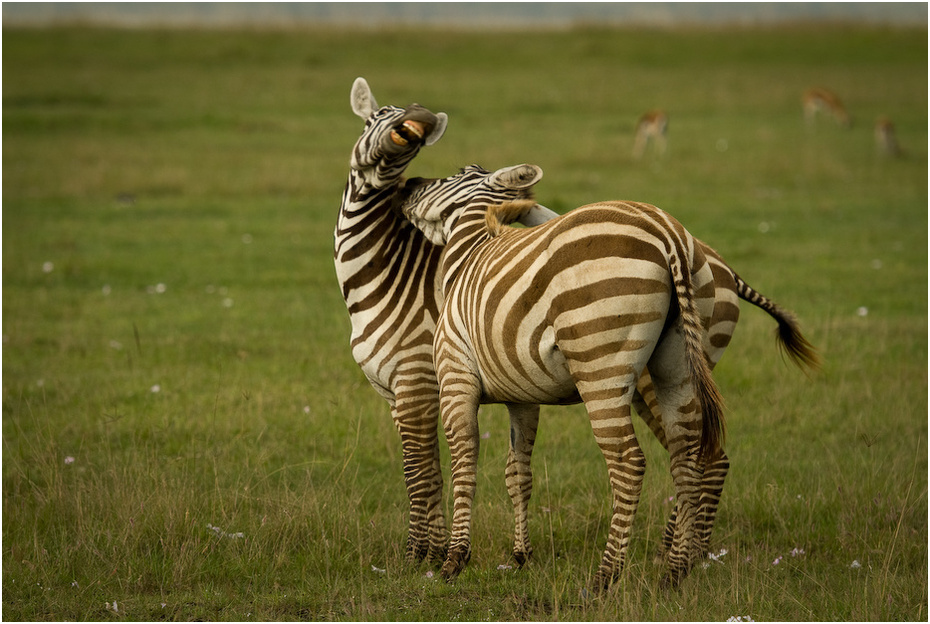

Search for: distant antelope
xmin=632 ymin=109 xmax=668 ymax=159
xmin=875 ymin=116 xmax=902 ymax=157
xmin=803 ymin=87 xmax=852 ymax=128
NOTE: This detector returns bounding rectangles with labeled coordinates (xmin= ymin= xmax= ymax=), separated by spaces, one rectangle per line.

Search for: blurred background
xmin=4 ymin=1 xmax=927 ymax=29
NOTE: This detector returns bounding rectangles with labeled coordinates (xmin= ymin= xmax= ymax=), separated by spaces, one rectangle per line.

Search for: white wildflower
xmin=42 ymin=261 xmax=54 ymax=273
xmin=856 ymin=306 xmax=869 ymax=317
xmin=207 ymin=523 xmax=244 ymax=539
xmin=850 ymin=559 xmax=862 ymax=569
xmin=790 ymin=547 xmax=805 ymax=557
xmin=497 ymin=564 xmax=512 ymax=570
xmin=222 ymin=298 xmax=234 ymax=308
xmin=707 ymin=548 xmax=728 ymax=562
xmin=64 ymin=456 xmax=75 ymax=465
xmin=150 ymin=384 xmax=161 ymax=393
xmin=371 ymin=565 xmax=386 ymax=574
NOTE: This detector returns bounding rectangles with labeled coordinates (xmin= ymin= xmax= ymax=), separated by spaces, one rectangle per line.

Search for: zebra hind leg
xmin=695 ymin=451 xmax=729 ymax=554
xmin=648 ymin=345 xmax=706 ymax=588
xmin=572 ymin=378 xmax=645 ymax=593
xmin=505 ymin=403 xmax=540 ymax=566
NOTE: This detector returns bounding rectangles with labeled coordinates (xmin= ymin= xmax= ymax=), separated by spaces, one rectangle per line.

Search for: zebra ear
xmin=351 ymin=77 xmax=378 ymax=119
xmin=425 ymin=112 xmax=448 ymax=146
xmin=490 ymin=164 xmax=543 ymax=190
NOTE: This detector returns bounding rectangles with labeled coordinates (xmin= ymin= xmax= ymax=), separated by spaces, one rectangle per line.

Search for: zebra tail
xmin=733 ymin=272 xmax=821 ymax=372
xmin=675 ymin=253 xmax=726 ymax=462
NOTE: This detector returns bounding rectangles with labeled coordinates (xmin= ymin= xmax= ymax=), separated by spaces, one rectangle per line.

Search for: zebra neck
xmin=439 ymin=210 xmax=493 ymax=295
xmin=335 ymin=173 xmax=440 ymax=315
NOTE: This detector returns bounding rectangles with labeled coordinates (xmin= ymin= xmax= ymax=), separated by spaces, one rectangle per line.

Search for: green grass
xmin=3 ymin=24 xmax=927 ymax=621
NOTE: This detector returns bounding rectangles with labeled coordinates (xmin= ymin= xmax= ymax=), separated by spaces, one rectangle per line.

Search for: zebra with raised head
xmin=334 ymin=77 xmax=450 ymax=564
xmin=401 ymin=163 xmax=726 ymax=589
xmin=334 ymin=79 xmax=558 ymax=565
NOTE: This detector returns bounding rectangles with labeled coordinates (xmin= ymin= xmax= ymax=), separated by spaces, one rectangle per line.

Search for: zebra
xmin=334 ymin=77 xmax=450 ymax=565
xmin=400 ymin=163 xmax=726 ymax=589
xmin=334 ymin=78 xmax=558 ymax=565
xmin=399 ymin=163 xmax=818 ymax=589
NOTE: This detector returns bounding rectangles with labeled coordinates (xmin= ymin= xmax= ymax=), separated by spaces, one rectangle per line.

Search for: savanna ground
xmin=2 ymin=24 xmax=927 ymax=621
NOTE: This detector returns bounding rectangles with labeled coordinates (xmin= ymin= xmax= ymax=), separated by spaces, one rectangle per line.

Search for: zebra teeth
xmin=402 ymin=120 xmax=425 ymax=140
xmin=390 ymin=129 xmax=409 ymax=146
xmin=390 ymin=120 xmax=426 ymax=146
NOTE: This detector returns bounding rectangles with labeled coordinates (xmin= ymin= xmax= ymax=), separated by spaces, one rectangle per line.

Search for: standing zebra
xmin=334 ymin=79 xmax=558 ymax=565
xmin=400 ymin=163 xmax=817 ymax=588
xmin=401 ymin=163 xmax=726 ymax=589
xmin=334 ymin=77 xmax=450 ymax=564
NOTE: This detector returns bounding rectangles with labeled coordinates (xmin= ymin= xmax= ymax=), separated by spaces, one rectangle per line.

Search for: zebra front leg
xmin=391 ymin=399 xmax=447 ymax=565
xmin=425 ymin=435 xmax=449 ymax=566
xmin=505 ymin=403 xmax=540 ymax=566
xmin=438 ymin=387 xmax=481 ymax=581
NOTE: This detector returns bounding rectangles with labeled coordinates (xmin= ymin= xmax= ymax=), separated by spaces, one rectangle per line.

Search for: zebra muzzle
xmin=391 ymin=120 xmax=427 ymax=146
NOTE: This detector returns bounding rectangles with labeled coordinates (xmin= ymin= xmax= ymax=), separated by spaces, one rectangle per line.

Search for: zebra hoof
xmin=405 ymin=539 xmax=430 ymax=564
xmin=513 ymin=547 xmax=532 ymax=567
xmin=660 ymin=566 xmax=689 ymax=590
xmin=440 ymin=546 xmax=470 ymax=581
xmin=428 ymin=544 xmax=448 ymax=569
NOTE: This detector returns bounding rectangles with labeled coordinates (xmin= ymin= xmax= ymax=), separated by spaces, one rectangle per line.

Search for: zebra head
xmin=349 ymin=77 xmax=448 ymax=190
xmin=399 ymin=164 xmax=547 ymax=246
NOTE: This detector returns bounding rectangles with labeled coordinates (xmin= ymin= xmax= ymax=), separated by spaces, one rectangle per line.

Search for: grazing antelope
xmin=400 ymin=163 xmax=819 ymax=589
xmin=402 ymin=163 xmax=725 ymax=589
xmin=334 ymin=78 xmax=557 ymax=565
xmin=875 ymin=116 xmax=902 ymax=157
xmin=632 ymin=109 xmax=669 ymax=159
xmin=803 ymin=87 xmax=852 ymax=128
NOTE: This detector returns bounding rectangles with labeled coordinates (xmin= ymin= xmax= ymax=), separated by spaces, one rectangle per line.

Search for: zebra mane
xmin=485 ymin=200 xmax=540 ymax=238
xmin=392 ymin=176 xmax=449 ymax=246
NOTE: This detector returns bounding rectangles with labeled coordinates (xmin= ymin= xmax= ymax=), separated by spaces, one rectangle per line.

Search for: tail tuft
xmin=775 ymin=315 xmax=821 ymax=372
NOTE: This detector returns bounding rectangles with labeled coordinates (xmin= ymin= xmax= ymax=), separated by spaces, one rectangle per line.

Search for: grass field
xmin=3 ymin=24 xmax=927 ymax=621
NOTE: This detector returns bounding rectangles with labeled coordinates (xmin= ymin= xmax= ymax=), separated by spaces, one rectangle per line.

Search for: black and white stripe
xmin=402 ymin=163 xmax=725 ymax=589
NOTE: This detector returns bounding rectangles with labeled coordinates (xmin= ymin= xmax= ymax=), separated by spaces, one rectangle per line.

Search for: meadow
xmin=2 ymin=24 xmax=927 ymax=621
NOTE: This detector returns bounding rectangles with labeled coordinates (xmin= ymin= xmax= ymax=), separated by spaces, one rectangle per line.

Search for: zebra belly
xmin=475 ymin=324 xmax=582 ymax=405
